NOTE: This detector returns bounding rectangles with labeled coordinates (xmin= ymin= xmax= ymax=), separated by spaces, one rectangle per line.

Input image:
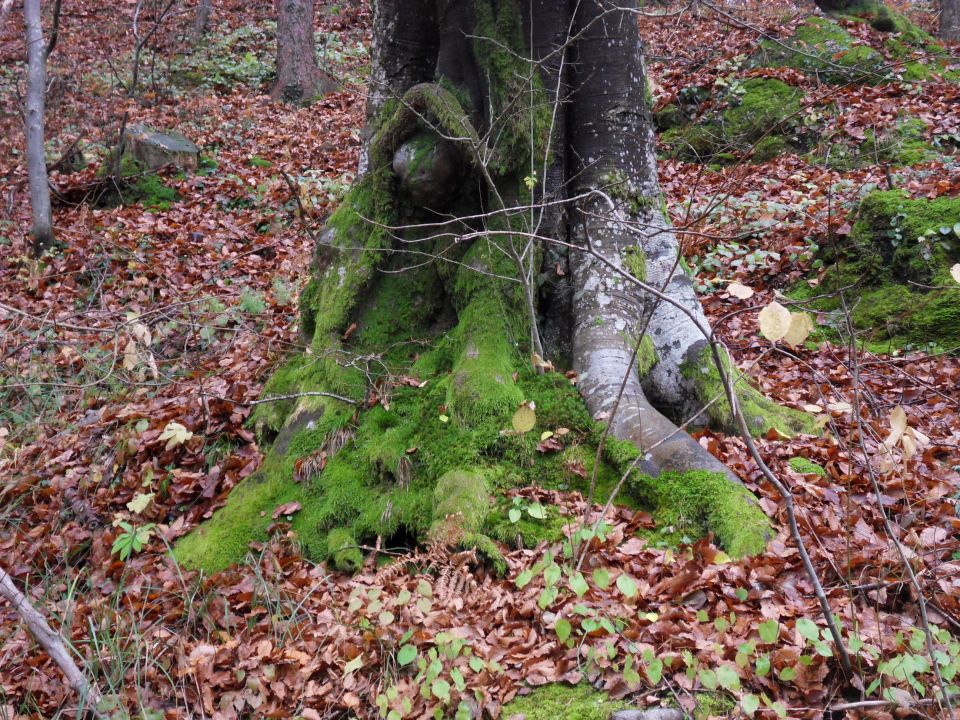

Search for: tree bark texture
xmin=24 ymin=0 xmax=55 ymax=255
xmin=175 ymin=0 xmax=809 ymax=573
xmin=192 ymin=0 xmax=212 ymax=41
xmin=942 ymin=0 xmax=960 ymax=42
xmin=271 ymin=0 xmax=335 ymax=103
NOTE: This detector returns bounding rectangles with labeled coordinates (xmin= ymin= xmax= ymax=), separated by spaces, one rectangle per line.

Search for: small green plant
xmin=507 ymin=495 xmax=546 ymax=523
xmin=111 ymin=521 xmax=156 ymax=560
xmin=238 ymin=288 xmax=267 ymax=315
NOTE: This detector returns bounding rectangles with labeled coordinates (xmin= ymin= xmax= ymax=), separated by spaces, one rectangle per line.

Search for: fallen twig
xmin=0 ymin=566 xmax=105 ymax=718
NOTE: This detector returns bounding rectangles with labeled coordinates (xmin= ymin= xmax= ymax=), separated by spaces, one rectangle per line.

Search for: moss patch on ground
xmin=791 ymin=190 xmax=960 ymax=349
xmin=789 ymin=456 xmax=828 ymax=476
xmin=500 ymin=683 xmax=629 ymax=720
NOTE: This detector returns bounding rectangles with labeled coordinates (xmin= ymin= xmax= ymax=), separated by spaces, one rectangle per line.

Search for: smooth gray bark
xmin=24 ymin=0 xmax=54 ymax=255
xmin=567 ymin=0 xmax=738 ymax=480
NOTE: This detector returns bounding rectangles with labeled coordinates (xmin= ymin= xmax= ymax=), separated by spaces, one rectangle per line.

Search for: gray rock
xmin=123 ymin=124 xmax=199 ymax=171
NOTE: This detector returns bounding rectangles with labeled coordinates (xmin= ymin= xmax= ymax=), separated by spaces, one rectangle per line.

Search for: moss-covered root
xmin=429 ymin=469 xmax=506 ymax=573
xmin=631 ymin=470 xmax=772 ymax=558
xmin=429 ymin=469 xmax=491 ymax=543
xmin=682 ymin=344 xmax=818 ymax=438
xmin=326 ymin=528 xmax=363 ymax=572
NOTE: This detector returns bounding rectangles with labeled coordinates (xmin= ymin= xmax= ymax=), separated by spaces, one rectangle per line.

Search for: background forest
xmin=1 ymin=1 xmax=960 ymax=719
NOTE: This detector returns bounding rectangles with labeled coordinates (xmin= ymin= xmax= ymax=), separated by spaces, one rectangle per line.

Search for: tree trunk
xmin=24 ymin=0 xmax=55 ymax=255
xmin=176 ymin=0 xmax=819 ymax=574
xmin=271 ymin=0 xmax=334 ymax=103
xmin=192 ymin=0 xmax=212 ymax=42
xmin=942 ymin=0 xmax=960 ymax=42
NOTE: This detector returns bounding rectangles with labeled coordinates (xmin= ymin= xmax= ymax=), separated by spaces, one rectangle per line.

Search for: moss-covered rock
xmin=660 ymin=78 xmax=804 ymax=163
xmin=755 ymin=16 xmax=886 ymax=83
xmin=792 ymin=190 xmax=960 ymax=348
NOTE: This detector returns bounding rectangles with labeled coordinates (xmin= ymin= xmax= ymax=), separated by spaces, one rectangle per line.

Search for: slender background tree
xmin=271 ymin=0 xmax=334 ymax=102
xmin=24 ymin=0 xmax=54 ymax=255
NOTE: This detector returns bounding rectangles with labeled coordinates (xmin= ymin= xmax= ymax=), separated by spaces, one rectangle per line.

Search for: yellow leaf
xmin=126 ymin=492 xmax=154 ymax=514
xmin=512 ymin=404 xmax=536 ymax=433
xmin=123 ymin=340 xmax=139 ymax=371
xmin=758 ymin=302 xmax=792 ymax=342
xmin=540 ymin=431 xmax=554 ymax=441
xmin=726 ymin=282 xmax=755 ymax=300
xmin=783 ymin=311 xmax=814 ymax=348
xmin=881 ymin=405 xmax=907 ymax=451
xmin=951 ymin=263 xmax=960 ymax=284
xmin=159 ymin=421 xmax=193 ymax=450
xmin=901 ymin=433 xmax=917 ymax=459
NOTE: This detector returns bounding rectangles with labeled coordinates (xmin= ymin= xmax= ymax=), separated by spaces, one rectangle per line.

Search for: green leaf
xmin=515 ymin=570 xmax=534 ymax=589
xmin=779 ymin=666 xmax=796 ymax=682
xmin=343 ymin=655 xmax=364 ymax=675
xmin=592 ymin=568 xmax=610 ymax=590
xmin=759 ymin=619 xmax=779 ymax=644
xmin=698 ymin=668 xmax=718 ymax=690
xmin=397 ymin=645 xmax=417 ymax=667
xmin=555 ymin=618 xmax=572 ymax=643
xmin=450 ymin=667 xmax=465 ymax=692
xmin=538 ymin=586 xmax=558 ymax=609
xmin=509 ymin=508 xmax=522 ymax=523
xmin=796 ymin=618 xmax=819 ymax=642
xmin=431 ymin=679 xmax=450 ymax=702
xmin=736 ymin=587 xmax=749 ymax=601
xmin=716 ymin=665 xmax=741 ymax=691
xmin=527 ymin=502 xmax=546 ymax=519
xmin=543 ymin=563 xmax=561 ymax=587
xmin=616 ymin=573 xmax=638 ymax=599
xmin=953 ymin=222 xmax=960 ymax=238
xmin=646 ymin=658 xmax=663 ymax=685
xmin=468 ymin=657 xmax=484 ymax=673
xmin=741 ymin=694 xmax=760 ymax=717
xmin=569 ymin=572 xmax=589 ymax=597
xmin=772 ymin=701 xmax=787 ymax=718
xmin=755 ymin=655 xmax=771 ymax=677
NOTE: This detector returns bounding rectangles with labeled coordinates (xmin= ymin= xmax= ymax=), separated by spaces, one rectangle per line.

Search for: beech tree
xmin=271 ymin=0 xmax=334 ymax=102
xmin=176 ymin=0 xmax=816 ymax=574
xmin=24 ymin=0 xmax=54 ymax=255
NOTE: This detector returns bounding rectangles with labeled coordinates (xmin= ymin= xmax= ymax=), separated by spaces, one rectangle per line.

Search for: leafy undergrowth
xmin=1 ymin=1 xmax=959 ymax=719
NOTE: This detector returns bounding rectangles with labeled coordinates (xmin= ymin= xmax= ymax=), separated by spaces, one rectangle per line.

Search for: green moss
xmin=326 ymin=528 xmax=362 ymax=572
xmin=501 ymin=684 xmax=628 ymax=720
xmin=793 ymin=190 xmax=960 ymax=349
xmin=723 ymin=78 xmax=801 ymax=142
xmin=661 ymin=79 xmax=802 ymax=163
xmin=622 ymin=246 xmax=648 ymax=282
xmin=681 ymin=345 xmax=818 ymax=437
xmin=248 ymin=155 xmax=272 ymax=168
xmin=629 ymin=470 xmax=771 ymax=558
xmin=788 ymin=456 xmax=827 ymax=476
xmin=752 ymin=135 xmax=787 ymax=163
xmin=757 ymin=17 xmax=885 ymax=83
xmin=472 ymin=0 xmax=552 ymax=175
xmin=430 ymin=470 xmax=490 ymax=541
xmin=484 ymin=498 xmax=569 ymax=548
xmin=653 ymin=103 xmax=685 ymax=131
xmin=860 ymin=118 xmax=936 ymax=167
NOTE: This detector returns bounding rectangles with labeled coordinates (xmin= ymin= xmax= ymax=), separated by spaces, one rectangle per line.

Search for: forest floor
xmin=0 ymin=1 xmax=959 ymax=719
